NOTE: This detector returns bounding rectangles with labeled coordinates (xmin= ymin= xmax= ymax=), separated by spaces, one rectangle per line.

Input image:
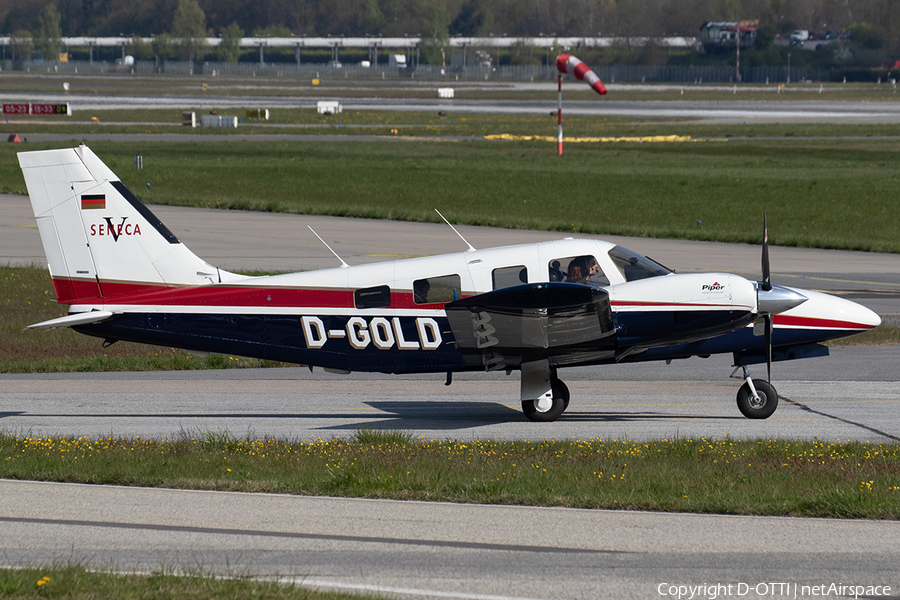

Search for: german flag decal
xmin=81 ymin=194 xmax=106 ymax=210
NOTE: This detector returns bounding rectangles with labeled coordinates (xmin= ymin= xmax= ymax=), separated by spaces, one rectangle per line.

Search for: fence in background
xmin=2 ymin=59 xmax=812 ymax=84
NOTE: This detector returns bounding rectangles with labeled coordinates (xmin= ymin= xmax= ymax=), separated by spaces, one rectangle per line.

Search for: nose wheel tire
xmin=522 ymin=378 xmax=570 ymax=422
xmin=736 ymin=379 xmax=778 ymax=419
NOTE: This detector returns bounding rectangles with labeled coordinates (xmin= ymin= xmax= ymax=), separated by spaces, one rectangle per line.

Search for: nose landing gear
xmin=733 ymin=365 xmax=779 ymax=419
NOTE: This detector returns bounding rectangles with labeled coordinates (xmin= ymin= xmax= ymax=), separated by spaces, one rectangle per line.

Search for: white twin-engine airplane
xmin=20 ymin=145 xmax=881 ymax=422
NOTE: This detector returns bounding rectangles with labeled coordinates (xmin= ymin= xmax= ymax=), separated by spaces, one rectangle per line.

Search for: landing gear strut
xmin=733 ymin=365 xmax=778 ymax=419
xmin=520 ymin=360 xmax=569 ymax=422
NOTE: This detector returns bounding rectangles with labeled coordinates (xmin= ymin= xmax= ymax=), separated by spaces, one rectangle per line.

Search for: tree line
xmin=4 ymin=0 xmax=897 ymax=67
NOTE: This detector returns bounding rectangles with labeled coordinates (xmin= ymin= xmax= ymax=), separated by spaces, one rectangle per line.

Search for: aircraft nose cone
xmin=850 ymin=301 xmax=882 ymax=329
xmin=826 ymin=292 xmax=882 ymax=330
xmin=779 ymin=288 xmax=882 ymax=336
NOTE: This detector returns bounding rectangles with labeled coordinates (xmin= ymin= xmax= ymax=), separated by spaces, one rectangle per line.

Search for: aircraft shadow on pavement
xmin=559 ymin=410 xmax=744 ymax=422
xmin=314 ymin=401 xmax=523 ymax=431
xmin=313 ymin=402 xmax=742 ymax=431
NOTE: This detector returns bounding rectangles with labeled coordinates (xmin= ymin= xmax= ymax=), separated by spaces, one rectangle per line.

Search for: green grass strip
xmin=0 ymin=566 xmax=379 ymax=600
xmin=2 ymin=431 xmax=899 ymax=519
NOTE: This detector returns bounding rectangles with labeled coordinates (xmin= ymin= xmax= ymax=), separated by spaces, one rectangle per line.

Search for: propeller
xmin=761 ymin=214 xmax=772 ymax=382
xmin=761 ymin=213 xmax=771 ymax=293
xmin=756 ymin=213 xmax=808 ymax=383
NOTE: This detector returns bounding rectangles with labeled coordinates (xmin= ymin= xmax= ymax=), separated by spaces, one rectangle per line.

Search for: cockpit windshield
xmin=608 ymin=246 xmax=672 ymax=282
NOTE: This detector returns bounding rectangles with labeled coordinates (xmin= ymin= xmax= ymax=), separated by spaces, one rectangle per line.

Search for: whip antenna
xmin=435 ymin=209 xmax=476 ymax=252
xmin=308 ymin=226 xmax=349 ymax=268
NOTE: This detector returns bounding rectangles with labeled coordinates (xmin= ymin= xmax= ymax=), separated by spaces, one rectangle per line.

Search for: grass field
xmin=3 ymin=137 xmax=900 ymax=252
xmin=5 ymin=107 xmax=900 ymax=139
xmin=2 ymin=431 xmax=899 ymax=519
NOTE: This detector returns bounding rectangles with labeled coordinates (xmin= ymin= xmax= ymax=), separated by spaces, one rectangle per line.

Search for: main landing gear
xmin=520 ymin=360 xmax=570 ymax=422
xmin=733 ymin=365 xmax=779 ymax=419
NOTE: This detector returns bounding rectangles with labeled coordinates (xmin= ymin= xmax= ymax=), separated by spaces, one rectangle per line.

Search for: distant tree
xmin=56 ymin=0 xmax=83 ymax=36
xmin=450 ymin=0 xmax=484 ymax=36
xmin=361 ymin=0 xmax=386 ymax=34
xmin=250 ymin=25 xmax=293 ymax=37
xmin=127 ymin=35 xmax=153 ymax=60
xmin=152 ymin=32 xmax=177 ymax=61
xmin=848 ymin=21 xmax=884 ymax=49
xmin=10 ymin=29 xmax=34 ymax=61
xmin=172 ymin=0 xmax=208 ymax=61
xmin=36 ymin=3 xmax=63 ymax=61
xmin=754 ymin=25 xmax=777 ymax=51
xmin=419 ymin=0 xmax=450 ymax=65
xmin=217 ymin=22 xmax=243 ymax=62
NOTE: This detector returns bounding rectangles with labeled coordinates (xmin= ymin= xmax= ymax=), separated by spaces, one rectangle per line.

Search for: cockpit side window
xmin=548 ymin=255 xmax=610 ymax=287
xmin=492 ymin=265 xmax=528 ymax=290
xmin=413 ymin=274 xmax=461 ymax=304
xmin=608 ymin=246 xmax=672 ymax=282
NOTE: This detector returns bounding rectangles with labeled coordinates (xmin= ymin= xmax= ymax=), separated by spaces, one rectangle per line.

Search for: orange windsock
xmin=556 ymin=54 xmax=607 ymax=96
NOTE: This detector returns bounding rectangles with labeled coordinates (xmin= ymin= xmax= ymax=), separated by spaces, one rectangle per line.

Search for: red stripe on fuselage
xmin=58 ymin=279 xmax=452 ymax=310
xmin=774 ymin=314 xmax=877 ymax=330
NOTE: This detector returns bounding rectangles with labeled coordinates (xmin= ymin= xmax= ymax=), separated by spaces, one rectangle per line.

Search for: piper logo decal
xmin=702 ymin=282 xmax=725 ymax=292
xmin=301 ymin=316 xmax=442 ymax=351
xmin=89 ymin=217 xmax=142 ymax=241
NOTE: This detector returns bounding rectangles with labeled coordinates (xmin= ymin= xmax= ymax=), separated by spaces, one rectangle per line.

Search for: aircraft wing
xmin=445 ymin=283 xmax=617 ymax=370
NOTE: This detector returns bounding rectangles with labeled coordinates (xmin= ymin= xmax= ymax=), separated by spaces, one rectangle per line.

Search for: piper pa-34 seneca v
xmin=20 ymin=145 xmax=881 ymax=422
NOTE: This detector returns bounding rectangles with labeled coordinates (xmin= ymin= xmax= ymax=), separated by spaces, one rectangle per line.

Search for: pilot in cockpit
xmin=567 ymin=256 xmax=600 ymax=285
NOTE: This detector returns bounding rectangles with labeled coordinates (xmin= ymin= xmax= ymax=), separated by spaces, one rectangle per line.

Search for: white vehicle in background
xmin=790 ymin=30 xmax=809 ymax=45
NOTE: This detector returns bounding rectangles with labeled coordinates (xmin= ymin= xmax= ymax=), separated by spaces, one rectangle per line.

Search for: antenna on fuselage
xmin=434 ymin=209 xmax=476 ymax=252
xmin=308 ymin=226 xmax=349 ymax=268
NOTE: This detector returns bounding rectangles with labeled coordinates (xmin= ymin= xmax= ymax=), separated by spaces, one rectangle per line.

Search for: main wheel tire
xmin=552 ymin=378 xmax=570 ymax=410
xmin=522 ymin=394 xmax=566 ymax=422
xmin=736 ymin=379 xmax=778 ymax=419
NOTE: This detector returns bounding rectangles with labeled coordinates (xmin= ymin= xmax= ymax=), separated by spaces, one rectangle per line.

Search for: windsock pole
xmin=555 ymin=54 xmax=607 ymax=157
xmin=557 ymin=74 xmax=563 ymax=156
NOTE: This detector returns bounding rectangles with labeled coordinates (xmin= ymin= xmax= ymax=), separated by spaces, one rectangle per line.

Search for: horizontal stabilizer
xmin=28 ymin=311 xmax=115 ymax=329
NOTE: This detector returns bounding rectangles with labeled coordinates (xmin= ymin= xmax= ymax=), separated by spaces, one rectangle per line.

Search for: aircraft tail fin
xmin=18 ymin=144 xmax=245 ymax=304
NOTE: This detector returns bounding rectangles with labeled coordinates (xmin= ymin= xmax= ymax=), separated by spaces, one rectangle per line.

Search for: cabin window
xmin=492 ymin=266 xmax=528 ymax=290
xmin=608 ymin=246 xmax=671 ymax=282
xmin=413 ymin=274 xmax=461 ymax=304
xmin=355 ymin=285 xmax=392 ymax=309
xmin=548 ymin=255 xmax=610 ymax=287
